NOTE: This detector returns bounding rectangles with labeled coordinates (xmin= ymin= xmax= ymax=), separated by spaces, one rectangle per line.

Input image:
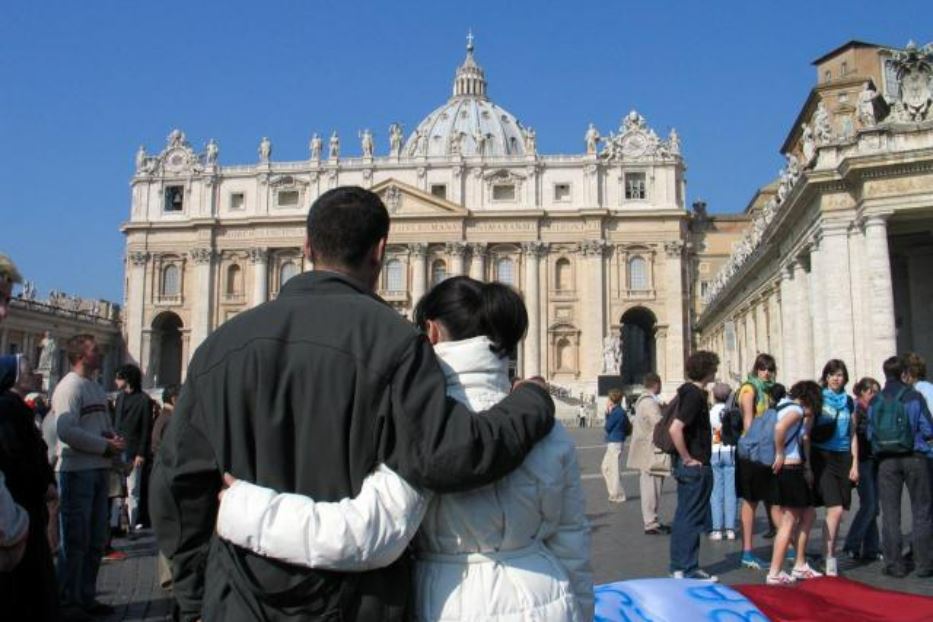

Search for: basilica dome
xmin=403 ymin=36 xmax=530 ymax=159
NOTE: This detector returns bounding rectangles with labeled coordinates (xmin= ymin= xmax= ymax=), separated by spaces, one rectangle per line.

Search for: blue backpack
xmin=737 ymin=403 xmax=800 ymax=466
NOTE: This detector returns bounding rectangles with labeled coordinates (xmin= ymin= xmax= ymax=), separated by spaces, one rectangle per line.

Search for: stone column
xmin=778 ymin=266 xmax=796 ymax=382
xmin=807 ymin=237 xmax=827 ymax=377
xmin=794 ymin=260 xmax=814 ymax=380
xmin=521 ymin=242 xmax=546 ymax=377
xmin=663 ymin=241 xmax=686 ymax=386
xmin=468 ymin=243 xmax=487 ymax=281
xmin=249 ymin=247 xmax=268 ymax=307
xmin=864 ymin=215 xmax=897 ymax=371
xmin=446 ymin=242 xmax=467 ymax=276
xmin=578 ymin=240 xmax=607 ymax=380
xmin=655 ymin=326 xmax=668 ymax=383
xmin=189 ymin=247 xmax=214 ymax=353
xmin=409 ymin=243 xmax=428 ymax=308
xmin=821 ymin=222 xmax=856 ymax=367
xmin=126 ymin=251 xmax=149 ymax=366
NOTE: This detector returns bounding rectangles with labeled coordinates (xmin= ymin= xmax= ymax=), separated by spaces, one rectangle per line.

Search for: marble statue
xmin=602 ymin=335 xmax=622 ymax=374
xmin=360 ymin=129 xmax=374 ymax=158
xmin=258 ymin=136 xmax=272 ymax=162
xmin=135 ymin=145 xmax=146 ymax=171
xmin=668 ymin=128 xmax=681 ymax=155
xmin=858 ymin=84 xmax=878 ymax=128
xmin=309 ymin=133 xmax=322 ymax=160
xmin=38 ymin=332 xmax=56 ymax=370
xmin=523 ymin=127 xmax=536 ymax=153
xmin=329 ymin=131 xmax=340 ymax=159
xmin=801 ymin=123 xmax=816 ymax=165
xmin=474 ymin=131 xmax=487 ymax=156
xmin=389 ymin=123 xmax=403 ymax=157
xmin=786 ymin=154 xmax=800 ymax=183
xmin=205 ymin=139 xmax=219 ymax=165
xmin=449 ymin=131 xmax=462 ymax=156
xmin=813 ymin=102 xmax=833 ymax=144
xmin=585 ymin=123 xmax=600 ymax=155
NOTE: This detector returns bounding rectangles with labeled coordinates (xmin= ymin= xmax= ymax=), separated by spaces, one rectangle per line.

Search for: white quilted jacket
xmin=217 ymin=336 xmax=593 ymax=621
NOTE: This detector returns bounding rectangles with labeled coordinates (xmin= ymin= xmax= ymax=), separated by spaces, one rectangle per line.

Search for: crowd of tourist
xmin=1 ymin=185 xmax=932 ymax=621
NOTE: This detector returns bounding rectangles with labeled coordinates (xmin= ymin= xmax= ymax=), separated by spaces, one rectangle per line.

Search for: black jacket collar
xmin=278 ymin=269 xmax=383 ymax=303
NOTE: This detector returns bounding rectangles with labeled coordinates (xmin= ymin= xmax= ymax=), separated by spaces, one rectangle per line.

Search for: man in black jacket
xmin=150 ymin=186 xmax=555 ymax=622
xmin=114 ymin=364 xmax=151 ymax=534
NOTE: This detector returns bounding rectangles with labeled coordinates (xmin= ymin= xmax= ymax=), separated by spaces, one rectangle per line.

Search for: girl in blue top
xmin=811 ymin=359 xmax=859 ymax=577
xmin=601 ymin=389 xmax=627 ymax=503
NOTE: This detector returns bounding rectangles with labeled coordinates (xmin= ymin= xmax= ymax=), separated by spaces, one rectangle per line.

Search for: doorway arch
xmin=151 ymin=311 xmax=183 ymax=387
xmin=620 ymin=306 xmax=657 ymax=385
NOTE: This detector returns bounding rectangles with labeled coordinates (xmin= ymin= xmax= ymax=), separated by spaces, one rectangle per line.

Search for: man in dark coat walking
xmin=151 ymin=186 xmax=555 ymax=622
xmin=114 ymin=364 xmax=151 ymax=533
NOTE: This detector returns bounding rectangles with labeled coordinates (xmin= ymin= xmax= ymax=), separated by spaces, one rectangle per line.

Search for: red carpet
xmin=734 ymin=576 xmax=933 ymax=622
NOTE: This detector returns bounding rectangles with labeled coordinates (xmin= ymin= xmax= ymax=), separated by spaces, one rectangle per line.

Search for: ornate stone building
xmin=697 ymin=41 xmax=933 ymax=384
xmin=122 ymin=38 xmax=735 ymax=393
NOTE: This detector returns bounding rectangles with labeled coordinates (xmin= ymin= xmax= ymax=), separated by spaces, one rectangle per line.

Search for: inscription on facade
xmin=467 ymin=221 xmax=537 ymax=233
xmin=391 ymin=221 xmax=462 ymax=233
xmin=222 ymin=226 xmax=305 ymax=240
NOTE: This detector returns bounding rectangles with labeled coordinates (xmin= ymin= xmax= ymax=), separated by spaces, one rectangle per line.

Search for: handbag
xmin=810 ymin=408 xmax=840 ymax=444
xmin=648 ymin=448 xmax=672 ymax=476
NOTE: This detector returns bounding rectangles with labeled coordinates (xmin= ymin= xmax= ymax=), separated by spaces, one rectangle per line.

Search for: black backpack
xmin=719 ymin=388 xmax=745 ymax=446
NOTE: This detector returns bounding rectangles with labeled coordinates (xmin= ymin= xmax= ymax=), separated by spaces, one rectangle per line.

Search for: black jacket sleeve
xmin=382 ymin=335 xmax=555 ymax=493
xmin=127 ymin=394 xmax=153 ymax=458
xmin=149 ymin=378 xmax=220 ymax=622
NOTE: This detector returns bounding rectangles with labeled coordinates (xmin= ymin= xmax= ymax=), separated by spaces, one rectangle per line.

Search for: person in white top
xmin=708 ymin=383 xmax=737 ymax=541
xmin=216 ymin=277 xmax=594 ymax=621
xmin=767 ymin=381 xmax=823 ymax=585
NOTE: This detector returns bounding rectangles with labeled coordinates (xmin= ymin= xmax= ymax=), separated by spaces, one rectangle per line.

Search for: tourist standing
xmin=870 ymin=356 xmax=933 ymax=578
xmin=708 ymin=382 xmax=736 ymax=540
xmin=901 ymin=353 xmax=933 ymax=496
xmin=766 ymin=381 xmax=823 ymax=585
xmin=669 ymin=351 xmax=719 ymax=581
xmin=52 ymin=334 xmax=125 ymax=618
xmin=113 ymin=364 xmax=150 ymax=536
xmin=150 ymin=384 xmax=178 ymax=591
xmin=150 ymin=186 xmax=555 ymax=621
xmin=602 ymin=388 xmax=628 ymax=503
xmin=626 ymin=373 xmax=670 ymax=534
xmin=811 ymin=359 xmax=858 ymax=576
xmin=842 ymin=377 xmax=882 ymax=561
xmin=736 ymin=353 xmax=781 ymax=570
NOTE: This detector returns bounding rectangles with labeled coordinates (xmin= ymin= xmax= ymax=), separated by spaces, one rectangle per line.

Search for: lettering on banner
xmin=391 ymin=221 xmax=462 ymax=234
xmin=223 ymin=227 xmax=305 ymax=240
xmin=467 ymin=221 xmax=537 ymax=233
xmin=543 ymin=220 xmax=586 ymax=233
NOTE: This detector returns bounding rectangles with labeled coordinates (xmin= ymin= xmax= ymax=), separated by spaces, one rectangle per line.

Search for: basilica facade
xmin=122 ymin=39 xmax=735 ymax=394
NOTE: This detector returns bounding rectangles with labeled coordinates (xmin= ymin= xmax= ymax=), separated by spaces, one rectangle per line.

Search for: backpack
xmin=652 ymin=395 xmax=681 ymax=455
xmin=811 ymin=396 xmax=855 ymax=445
xmin=870 ymin=387 xmax=914 ymax=457
xmin=719 ymin=389 xmax=744 ymax=446
xmin=737 ymin=402 xmax=798 ymax=466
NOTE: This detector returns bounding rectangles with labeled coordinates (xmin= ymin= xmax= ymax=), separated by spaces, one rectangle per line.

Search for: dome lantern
xmin=453 ymin=30 xmax=488 ymax=100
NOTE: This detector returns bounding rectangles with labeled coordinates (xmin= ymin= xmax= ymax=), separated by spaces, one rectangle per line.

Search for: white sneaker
xmin=725 ymin=529 xmax=737 ymax=540
xmin=791 ymin=563 xmax=823 ymax=580
xmin=766 ymin=570 xmax=796 ymax=585
xmin=825 ymin=556 xmax=838 ymax=577
xmin=709 ymin=531 xmax=723 ymax=541
xmin=671 ymin=569 xmax=719 ymax=582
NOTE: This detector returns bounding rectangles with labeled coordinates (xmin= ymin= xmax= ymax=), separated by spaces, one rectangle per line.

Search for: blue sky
xmin=1 ymin=1 xmax=929 ymax=302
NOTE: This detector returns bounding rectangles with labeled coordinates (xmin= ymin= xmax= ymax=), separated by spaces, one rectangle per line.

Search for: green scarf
xmin=745 ymin=374 xmax=775 ymax=413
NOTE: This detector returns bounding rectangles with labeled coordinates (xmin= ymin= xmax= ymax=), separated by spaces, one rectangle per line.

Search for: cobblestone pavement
xmin=95 ymin=426 xmax=931 ymax=620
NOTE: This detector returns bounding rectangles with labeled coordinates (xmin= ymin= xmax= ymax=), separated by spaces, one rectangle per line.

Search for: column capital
xmin=663 ymin=240 xmax=684 ymax=258
xmin=577 ymin=239 xmax=609 ymax=257
xmin=247 ymin=247 xmax=268 ymax=264
xmin=862 ymin=212 xmax=892 ymax=229
xmin=409 ymin=243 xmax=429 ymax=258
xmin=128 ymin=250 xmax=150 ymax=266
xmin=467 ymin=242 xmax=487 ymax=255
xmin=820 ymin=219 xmax=851 ymax=237
xmin=444 ymin=241 xmax=468 ymax=256
xmin=189 ymin=247 xmax=214 ymax=265
xmin=521 ymin=241 xmax=548 ymax=257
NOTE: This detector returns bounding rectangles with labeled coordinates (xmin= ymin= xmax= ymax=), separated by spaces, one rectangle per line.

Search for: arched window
xmin=431 ymin=259 xmax=447 ymax=286
xmin=555 ymin=258 xmax=571 ymax=291
xmin=628 ymin=256 xmax=648 ymax=291
xmin=556 ymin=337 xmax=572 ymax=370
xmin=161 ymin=265 xmax=180 ymax=297
xmin=385 ymin=259 xmax=404 ymax=291
xmin=280 ymin=261 xmax=299 ymax=287
xmin=496 ymin=257 xmax=515 ymax=286
xmin=226 ymin=264 xmax=242 ymax=295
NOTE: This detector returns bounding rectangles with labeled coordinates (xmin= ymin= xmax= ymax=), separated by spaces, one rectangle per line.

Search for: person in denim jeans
xmin=668 ymin=351 xmax=719 ymax=581
xmin=843 ymin=377 xmax=881 ymax=561
xmin=708 ymin=383 xmax=736 ymax=540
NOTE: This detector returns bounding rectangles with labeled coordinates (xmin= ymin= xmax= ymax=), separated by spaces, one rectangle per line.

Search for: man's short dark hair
xmin=65 ymin=334 xmax=95 ymax=366
xmin=116 ymin=364 xmax=142 ymax=392
xmin=902 ymin=352 xmax=928 ymax=380
xmin=643 ymin=373 xmax=661 ymax=389
xmin=883 ymin=355 xmax=904 ymax=380
xmin=306 ymin=186 xmax=390 ymax=269
xmin=685 ymin=351 xmax=720 ymax=382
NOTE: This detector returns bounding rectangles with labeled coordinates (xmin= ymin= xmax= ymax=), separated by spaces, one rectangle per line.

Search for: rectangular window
xmin=230 ymin=192 xmax=245 ymax=210
xmin=624 ymin=173 xmax=646 ymax=200
xmin=554 ymin=183 xmax=571 ymax=201
xmin=430 ymin=184 xmax=447 ymax=199
xmin=700 ymin=281 xmax=710 ymax=297
xmin=277 ymin=190 xmax=299 ymax=207
xmin=164 ymin=186 xmax=184 ymax=212
xmin=492 ymin=184 xmax=515 ymax=201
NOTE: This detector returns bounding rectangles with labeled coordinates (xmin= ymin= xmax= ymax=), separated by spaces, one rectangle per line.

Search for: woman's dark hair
xmin=413 ymin=276 xmax=527 ymax=357
xmin=853 ymin=377 xmax=880 ymax=397
xmin=882 ymin=355 xmax=903 ymax=380
xmin=788 ymin=380 xmax=822 ymax=415
xmin=162 ymin=384 xmax=180 ymax=406
xmin=306 ymin=186 xmax=390 ymax=269
xmin=115 ymin=364 xmax=142 ymax=392
xmin=750 ymin=353 xmax=777 ymax=375
xmin=685 ymin=350 xmax=719 ymax=382
xmin=770 ymin=383 xmax=787 ymax=403
xmin=820 ymin=359 xmax=850 ymax=388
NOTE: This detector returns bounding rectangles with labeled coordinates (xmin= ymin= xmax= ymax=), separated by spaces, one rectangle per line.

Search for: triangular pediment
xmin=372 ymin=178 xmax=469 ymax=218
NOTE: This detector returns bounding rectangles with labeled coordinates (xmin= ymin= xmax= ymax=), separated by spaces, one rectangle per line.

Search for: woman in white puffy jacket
xmin=216 ymin=276 xmax=593 ymax=621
